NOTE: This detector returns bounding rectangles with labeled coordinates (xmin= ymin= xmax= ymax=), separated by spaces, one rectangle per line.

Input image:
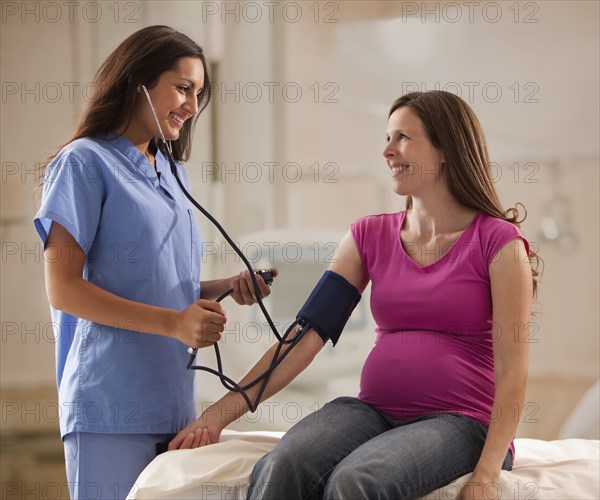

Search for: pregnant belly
xmin=358 ymin=330 xmax=495 ymax=421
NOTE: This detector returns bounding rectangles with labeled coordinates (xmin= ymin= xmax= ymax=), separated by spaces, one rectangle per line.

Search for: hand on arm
xmin=460 ymin=238 xmax=532 ymax=499
xmin=45 ymin=222 xmax=226 ymax=348
xmin=169 ymin=231 xmax=369 ymax=450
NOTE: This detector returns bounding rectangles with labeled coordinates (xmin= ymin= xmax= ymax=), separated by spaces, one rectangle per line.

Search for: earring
xmin=137 ymin=85 xmax=141 ymax=93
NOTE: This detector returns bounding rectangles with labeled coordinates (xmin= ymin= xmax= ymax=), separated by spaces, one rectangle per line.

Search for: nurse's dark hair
xmin=37 ymin=25 xmax=210 ymax=197
xmin=389 ymin=91 xmax=542 ymax=299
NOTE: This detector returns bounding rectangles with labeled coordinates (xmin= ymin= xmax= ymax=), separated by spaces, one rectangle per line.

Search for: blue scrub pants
xmin=63 ymin=432 xmax=174 ymax=500
xmin=247 ymin=396 xmax=513 ymax=500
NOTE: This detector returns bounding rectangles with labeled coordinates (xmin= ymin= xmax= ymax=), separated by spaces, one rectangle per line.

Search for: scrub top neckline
xmin=104 ymin=131 xmax=168 ymax=189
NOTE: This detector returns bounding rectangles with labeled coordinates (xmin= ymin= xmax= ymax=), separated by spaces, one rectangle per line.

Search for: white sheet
xmin=128 ymin=431 xmax=599 ymax=499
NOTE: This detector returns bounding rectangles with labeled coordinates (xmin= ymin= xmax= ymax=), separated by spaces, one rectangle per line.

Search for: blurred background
xmin=1 ymin=1 xmax=598 ymax=498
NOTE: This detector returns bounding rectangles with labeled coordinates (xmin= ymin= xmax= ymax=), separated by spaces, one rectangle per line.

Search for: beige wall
xmin=1 ymin=0 xmax=598 ymax=456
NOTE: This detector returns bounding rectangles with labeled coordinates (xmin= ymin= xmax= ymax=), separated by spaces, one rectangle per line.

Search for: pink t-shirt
xmin=351 ymin=210 xmax=529 ymax=434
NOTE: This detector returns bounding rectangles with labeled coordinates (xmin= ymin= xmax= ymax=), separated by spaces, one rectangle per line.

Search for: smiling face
xmin=127 ymin=56 xmax=205 ymax=144
xmin=383 ymin=106 xmax=446 ymax=197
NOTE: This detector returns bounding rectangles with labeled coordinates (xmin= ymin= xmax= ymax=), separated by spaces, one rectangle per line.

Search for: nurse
xmin=34 ymin=25 xmax=273 ymax=500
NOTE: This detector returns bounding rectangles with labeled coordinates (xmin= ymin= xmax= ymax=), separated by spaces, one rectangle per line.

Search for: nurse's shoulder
xmin=45 ymin=135 xmax=119 ymax=188
xmin=57 ymin=135 xmax=117 ymax=164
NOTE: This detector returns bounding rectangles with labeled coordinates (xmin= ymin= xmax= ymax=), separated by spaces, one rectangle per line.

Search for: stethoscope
xmin=141 ymin=86 xmax=309 ymax=412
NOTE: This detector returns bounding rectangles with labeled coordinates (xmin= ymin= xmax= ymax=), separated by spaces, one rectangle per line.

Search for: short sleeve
xmin=350 ymin=216 xmax=372 ymax=279
xmin=34 ymin=149 xmax=104 ymax=255
xmin=484 ymin=219 xmax=530 ymax=266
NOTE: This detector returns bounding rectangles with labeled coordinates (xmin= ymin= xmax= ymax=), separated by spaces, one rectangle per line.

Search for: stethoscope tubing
xmin=141 ymin=85 xmax=304 ymax=412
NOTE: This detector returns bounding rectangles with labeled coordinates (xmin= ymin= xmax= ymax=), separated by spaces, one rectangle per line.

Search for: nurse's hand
xmin=168 ymin=414 xmax=222 ymax=450
xmin=170 ymin=299 xmax=226 ymax=348
xmin=231 ymin=268 xmax=278 ymax=305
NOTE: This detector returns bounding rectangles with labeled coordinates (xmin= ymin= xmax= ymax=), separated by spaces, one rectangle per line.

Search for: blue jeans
xmin=63 ymin=432 xmax=174 ymax=500
xmin=247 ymin=397 xmax=512 ymax=500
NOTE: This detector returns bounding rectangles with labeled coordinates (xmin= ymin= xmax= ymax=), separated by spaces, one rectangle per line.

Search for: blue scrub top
xmin=34 ymin=132 xmax=203 ymax=437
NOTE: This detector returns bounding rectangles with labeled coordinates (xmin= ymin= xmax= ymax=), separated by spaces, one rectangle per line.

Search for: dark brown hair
xmin=389 ymin=91 xmax=542 ymax=298
xmin=38 ymin=25 xmax=211 ymax=186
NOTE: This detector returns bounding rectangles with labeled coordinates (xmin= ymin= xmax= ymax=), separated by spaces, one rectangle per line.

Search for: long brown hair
xmin=38 ymin=25 xmax=211 ymax=190
xmin=389 ymin=91 xmax=542 ymax=298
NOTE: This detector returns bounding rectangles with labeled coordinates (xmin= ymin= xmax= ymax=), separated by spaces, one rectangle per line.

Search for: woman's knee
xmin=250 ymin=445 xmax=306 ymax=483
xmin=324 ymin=464 xmax=380 ymax=500
xmin=249 ymin=449 xmax=307 ymax=500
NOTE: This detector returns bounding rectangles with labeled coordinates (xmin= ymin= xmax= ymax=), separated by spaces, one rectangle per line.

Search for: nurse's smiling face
xmin=130 ymin=57 xmax=205 ymax=144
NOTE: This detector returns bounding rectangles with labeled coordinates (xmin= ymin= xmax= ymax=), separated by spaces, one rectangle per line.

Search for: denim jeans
xmin=247 ymin=397 xmax=512 ymax=500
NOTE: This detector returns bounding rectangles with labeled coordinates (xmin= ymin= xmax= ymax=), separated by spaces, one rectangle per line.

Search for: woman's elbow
xmin=300 ymin=329 xmax=326 ymax=365
xmin=495 ymin=365 xmax=529 ymax=394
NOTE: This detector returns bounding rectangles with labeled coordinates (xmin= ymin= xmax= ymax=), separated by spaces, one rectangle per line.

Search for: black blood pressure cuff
xmin=296 ymin=270 xmax=361 ymax=346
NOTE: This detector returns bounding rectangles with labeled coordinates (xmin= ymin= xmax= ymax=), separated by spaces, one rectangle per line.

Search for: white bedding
xmin=128 ymin=431 xmax=599 ymax=499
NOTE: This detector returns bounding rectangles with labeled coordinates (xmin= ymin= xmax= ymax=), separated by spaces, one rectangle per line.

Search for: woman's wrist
xmin=200 ymin=403 xmax=230 ymax=429
xmin=472 ymin=463 xmax=501 ymax=483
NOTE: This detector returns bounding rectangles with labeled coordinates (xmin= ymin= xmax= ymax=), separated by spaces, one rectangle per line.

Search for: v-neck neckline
xmin=397 ymin=210 xmax=481 ymax=270
xmin=104 ymin=132 xmax=173 ymax=199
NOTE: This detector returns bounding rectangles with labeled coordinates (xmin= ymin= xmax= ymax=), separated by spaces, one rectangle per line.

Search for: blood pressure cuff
xmin=296 ymin=270 xmax=361 ymax=346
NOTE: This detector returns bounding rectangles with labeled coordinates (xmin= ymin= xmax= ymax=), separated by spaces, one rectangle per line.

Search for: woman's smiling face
xmin=383 ymin=106 xmax=446 ymax=197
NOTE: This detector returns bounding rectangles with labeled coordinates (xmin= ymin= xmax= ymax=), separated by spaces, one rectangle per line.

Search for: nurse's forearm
xmin=199 ymin=277 xmax=233 ymax=300
xmin=47 ymin=274 xmax=177 ymax=337
xmin=43 ymin=221 xmax=216 ymax=342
